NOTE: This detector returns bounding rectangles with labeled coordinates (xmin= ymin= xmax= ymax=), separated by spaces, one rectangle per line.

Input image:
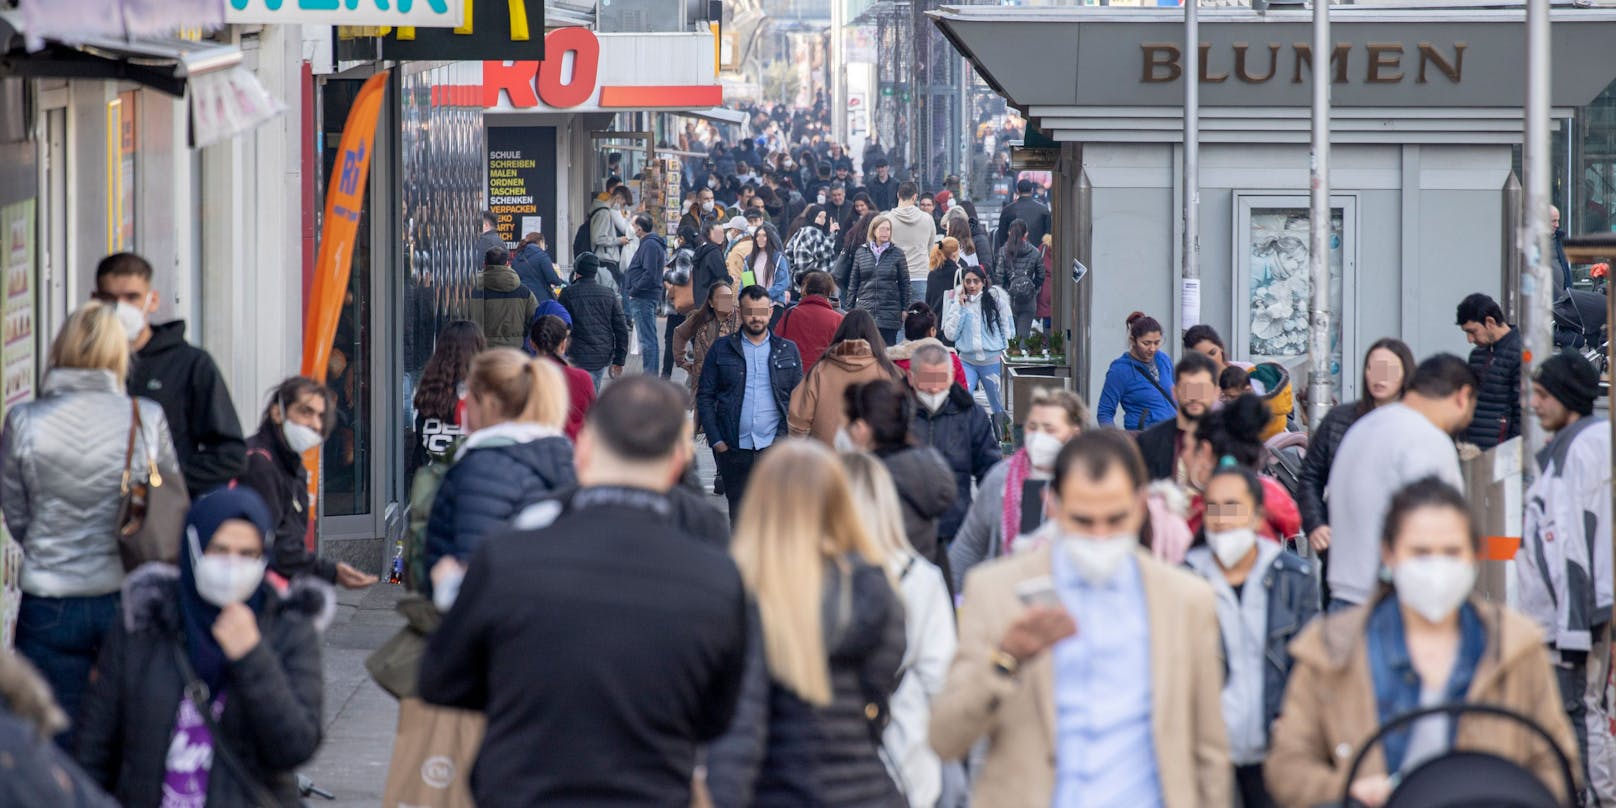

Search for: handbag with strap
xmin=172 ymin=643 xmax=282 ymax=808
xmin=115 ymin=400 xmax=190 ymax=571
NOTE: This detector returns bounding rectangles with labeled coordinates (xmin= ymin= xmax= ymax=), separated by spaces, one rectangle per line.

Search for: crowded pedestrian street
xmin=0 ymin=1 xmax=1615 ymax=808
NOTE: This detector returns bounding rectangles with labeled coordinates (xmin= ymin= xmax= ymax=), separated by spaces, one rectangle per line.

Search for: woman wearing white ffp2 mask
xmin=1265 ymin=477 xmax=1578 ymax=808
xmin=1183 ymin=461 xmax=1317 ymax=808
xmin=76 ymin=487 xmax=328 ymax=805
xmin=945 ymin=388 xmax=1087 ymax=592
xmin=236 ymin=376 xmax=379 ymax=592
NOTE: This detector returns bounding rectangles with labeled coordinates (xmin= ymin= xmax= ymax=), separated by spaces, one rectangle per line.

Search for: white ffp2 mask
xmin=1394 ymin=556 xmax=1477 ymax=623
xmin=189 ymin=527 xmax=267 ymax=608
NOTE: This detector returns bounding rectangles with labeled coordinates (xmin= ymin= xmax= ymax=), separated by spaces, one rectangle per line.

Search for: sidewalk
xmin=302 ymin=583 xmax=406 ymax=807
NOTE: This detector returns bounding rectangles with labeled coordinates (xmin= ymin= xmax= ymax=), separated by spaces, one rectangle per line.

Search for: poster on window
xmin=1233 ymin=196 xmax=1356 ymax=401
xmin=0 ymin=198 xmax=34 ymax=648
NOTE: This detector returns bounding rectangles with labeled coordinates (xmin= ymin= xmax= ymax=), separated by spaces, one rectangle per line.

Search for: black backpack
xmin=572 ymin=207 xmax=607 ymax=262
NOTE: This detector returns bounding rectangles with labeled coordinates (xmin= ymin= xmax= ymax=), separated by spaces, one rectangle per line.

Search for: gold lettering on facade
xmin=1365 ymin=44 xmax=1403 ymax=83
xmin=1233 ymin=43 xmax=1281 ymax=83
xmin=1198 ymin=43 xmax=1229 ymax=83
xmin=1142 ymin=44 xmax=1183 ymax=82
xmin=1291 ymin=43 xmax=1351 ymax=84
xmin=1416 ymin=42 xmax=1466 ymax=83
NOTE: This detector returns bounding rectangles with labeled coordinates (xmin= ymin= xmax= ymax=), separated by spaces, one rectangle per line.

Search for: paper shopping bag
xmin=382 ymin=698 xmax=485 ymax=808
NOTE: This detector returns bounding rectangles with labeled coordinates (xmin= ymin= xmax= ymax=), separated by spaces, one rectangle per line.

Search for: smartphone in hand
xmin=1014 ymin=576 xmax=1062 ymax=609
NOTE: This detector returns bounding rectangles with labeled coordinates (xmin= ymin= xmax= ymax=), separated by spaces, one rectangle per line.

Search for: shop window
xmin=106 ymin=90 xmax=137 ymax=253
xmin=320 ymin=80 xmax=374 ymax=518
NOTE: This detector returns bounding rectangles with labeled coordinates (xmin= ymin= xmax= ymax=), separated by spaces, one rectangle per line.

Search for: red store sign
xmin=484 ymin=26 xmax=722 ymax=110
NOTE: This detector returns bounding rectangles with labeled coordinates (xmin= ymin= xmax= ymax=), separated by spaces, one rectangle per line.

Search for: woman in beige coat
xmin=1266 ymin=477 xmax=1578 ymax=808
xmin=787 ymin=310 xmax=901 ymax=445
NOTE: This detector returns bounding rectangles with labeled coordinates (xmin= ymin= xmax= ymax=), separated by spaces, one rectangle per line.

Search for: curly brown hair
xmin=413 ymin=320 xmax=485 ymax=421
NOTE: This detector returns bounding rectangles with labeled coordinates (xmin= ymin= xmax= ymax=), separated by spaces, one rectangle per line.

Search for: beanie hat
xmin=1534 ymin=350 xmax=1600 ymax=416
xmin=574 ymin=252 xmax=600 ymax=278
xmin=534 ymin=299 xmax=571 ymax=328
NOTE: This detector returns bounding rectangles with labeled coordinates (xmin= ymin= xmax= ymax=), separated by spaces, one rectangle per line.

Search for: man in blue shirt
xmin=931 ymin=430 xmax=1230 ymax=807
xmin=695 ymin=285 xmax=804 ymax=522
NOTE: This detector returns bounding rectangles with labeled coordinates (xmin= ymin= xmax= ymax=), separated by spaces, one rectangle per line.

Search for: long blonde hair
xmin=731 ymin=440 xmax=886 ymax=705
xmin=49 ymin=302 xmax=130 ymax=384
xmin=467 ymin=347 xmax=568 ymax=428
xmin=839 ymin=452 xmax=914 ymax=564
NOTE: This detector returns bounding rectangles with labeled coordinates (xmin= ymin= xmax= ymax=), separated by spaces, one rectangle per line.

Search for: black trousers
xmin=662 ymin=311 xmax=685 ymax=378
xmin=713 ymin=447 xmax=759 ymax=524
xmin=1235 ymin=763 xmax=1276 ymax=808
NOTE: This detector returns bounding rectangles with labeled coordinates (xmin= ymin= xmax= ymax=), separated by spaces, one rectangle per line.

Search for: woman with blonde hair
xmin=706 ymin=440 xmax=907 ymax=808
xmin=844 ymin=213 xmax=911 ymax=347
xmin=840 ymin=453 xmax=956 ymax=808
xmin=2 ymin=302 xmax=182 ymax=748
xmin=924 ymin=236 xmax=962 ymax=317
xmin=423 ymin=347 xmax=576 ymax=602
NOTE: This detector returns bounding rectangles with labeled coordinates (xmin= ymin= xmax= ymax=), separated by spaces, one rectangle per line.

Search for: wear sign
xmin=379 ymin=0 xmax=543 ymax=61
xmin=225 ymin=0 xmax=464 ymax=27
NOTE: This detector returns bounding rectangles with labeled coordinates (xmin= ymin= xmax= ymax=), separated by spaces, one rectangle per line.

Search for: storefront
xmin=933 ymin=5 xmax=1616 ymax=408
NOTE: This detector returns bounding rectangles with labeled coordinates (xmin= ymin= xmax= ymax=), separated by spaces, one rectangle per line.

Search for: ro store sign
xmin=225 ymin=0 xmax=465 ymax=27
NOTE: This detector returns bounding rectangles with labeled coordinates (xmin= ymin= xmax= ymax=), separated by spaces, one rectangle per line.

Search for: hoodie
xmin=889 ymin=204 xmax=939 ymax=281
xmin=473 ymin=265 xmax=539 ymax=349
xmin=787 ymin=339 xmax=895 ymax=444
xmin=128 ymin=320 xmax=247 ymax=495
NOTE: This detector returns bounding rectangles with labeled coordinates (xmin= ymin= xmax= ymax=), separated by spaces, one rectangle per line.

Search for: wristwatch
xmin=990 ymin=648 xmax=1021 ymax=679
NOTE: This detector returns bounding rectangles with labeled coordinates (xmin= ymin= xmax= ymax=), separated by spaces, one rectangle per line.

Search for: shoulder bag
xmin=115 ymin=400 xmax=190 ymax=571
xmin=172 ymin=643 xmax=282 ymax=808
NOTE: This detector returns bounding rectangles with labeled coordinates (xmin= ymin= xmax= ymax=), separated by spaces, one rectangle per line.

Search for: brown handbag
xmin=114 ymin=400 xmax=189 ymax=571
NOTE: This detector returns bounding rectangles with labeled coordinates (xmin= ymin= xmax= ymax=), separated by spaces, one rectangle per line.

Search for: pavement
xmin=300 ymin=353 xmax=729 ymax=805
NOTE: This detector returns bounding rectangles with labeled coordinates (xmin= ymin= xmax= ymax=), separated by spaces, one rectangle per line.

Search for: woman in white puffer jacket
xmin=840 ymin=452 xmax=957 ymax=808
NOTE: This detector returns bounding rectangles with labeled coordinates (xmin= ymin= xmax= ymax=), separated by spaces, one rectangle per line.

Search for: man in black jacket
xmin=691 ymin=221 xmax=731 ymax=313
xmin=94 ymin=252 xmax=246 ymax=496
xmin=996 ymin=179 xmax=1053 ymax=252
xmin=866 ymin=158 xmax=899 ymax=212
xmin=1455 ymin=292 xmax=1523 ymax=450
xmin=908 ymin=344 xmax=1001 ymax=550
xmin=558 ymin=253 xmax=629 ymax=390
xmin=696 ymin=286 xmax=804 ymax=521
xmin=1135 ymin=351 xmax=1220 ymax=481
xmin=624 ymin=214 xmax=667 ymax=376
xmin=419 ymin=376 xmax=748 ymax=807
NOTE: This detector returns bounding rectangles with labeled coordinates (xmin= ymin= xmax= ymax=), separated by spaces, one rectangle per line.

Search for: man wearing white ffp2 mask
xmin=930 ymin=430 xmax=1230 ymax=807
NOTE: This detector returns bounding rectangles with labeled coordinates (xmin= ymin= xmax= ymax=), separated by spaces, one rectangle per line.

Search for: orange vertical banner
xmin=301 ymin=71 xmax=390 ymax=547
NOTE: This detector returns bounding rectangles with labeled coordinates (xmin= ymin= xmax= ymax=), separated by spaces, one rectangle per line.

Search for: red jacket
xmin=773 ymin=295 xmax=843 ymax=370
xmin=548 ymin=357 xmax=596 ymax=440
xmin=1187 ymin=474 xmax=1303 ymax=541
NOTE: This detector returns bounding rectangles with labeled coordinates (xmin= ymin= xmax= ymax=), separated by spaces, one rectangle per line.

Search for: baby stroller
xmin=1334 ymin=702 xmax=1578 ymax=808
xmin=1552 ymin=286 xmax=1607 ymax=352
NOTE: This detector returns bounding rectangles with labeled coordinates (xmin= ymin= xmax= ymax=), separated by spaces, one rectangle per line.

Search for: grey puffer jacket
xmin=844 ymin=244 xmax=912 ymax=331
xmin=1 ymin=369 xmax=182 ymax=598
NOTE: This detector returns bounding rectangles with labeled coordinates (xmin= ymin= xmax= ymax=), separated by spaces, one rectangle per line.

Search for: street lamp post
xmin=1182 ymin=0 xmax=1200 ymax=330
xmin=1521 ymin=0 xmax=1553 ymax=476
xmin=1306 ymin=0 xmax=1332 ymax=429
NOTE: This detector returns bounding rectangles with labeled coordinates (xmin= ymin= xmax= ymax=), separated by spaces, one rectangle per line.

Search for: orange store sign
xmin=484 ymin=27 xmax=722 ymax=111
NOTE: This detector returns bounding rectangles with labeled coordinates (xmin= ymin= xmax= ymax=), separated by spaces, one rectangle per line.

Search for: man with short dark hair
xmin=93 ymin=252 xmax=246 ymax=495
xmin=825 ymin=181 xmax=854 ymax=228
xmin=932 ymin=429 xmax=1230 ymax=806
xmin=867 ymin=157 xmax=899 ymax=211
xmin=1135 ymin=351 xmax=1220 ymax=481
xmin=997 ymin=179 xmax=1052 ymax=252
xmin=696 ymin=285 xmax=803 ymax=521
xmin=472 ymin=245 xmax=539 ymax=350
xmin=1454 ymin=292 xmax=1522 ymax=449
xmin=477 ymin=210 xmax=504 ymax=258
xmin=624 ymin=213 xmax=666 ymax=375
xmin=420 ymin=376 xmax=749 ymax=806
xmin=1324 ymin=353 xmax=1477 ymax=608
xmin=891 ymin=181 xmax=940 ymax=303
xmin=1519 ymin=351 xmax=1614 ymax=803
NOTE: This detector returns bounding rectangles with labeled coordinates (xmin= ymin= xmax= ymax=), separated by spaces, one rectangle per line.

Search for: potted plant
xmin=1026 ymin=331 xmax=1047 ymax=359
xmin=1005 ymin=337 xmax=1024 ymax=359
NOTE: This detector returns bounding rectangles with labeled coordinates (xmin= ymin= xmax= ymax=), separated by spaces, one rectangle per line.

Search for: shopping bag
xmin=382 ymin=698 xmax=485 ymax=808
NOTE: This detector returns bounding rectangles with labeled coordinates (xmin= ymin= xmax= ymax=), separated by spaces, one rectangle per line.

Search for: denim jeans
xmin=628 ymin=298 xmax=660 ymax=375
xmin=587 ymin=366 xmax=607 ymax=391
xmin=15 ymin=592 xmax=120 ymax=750
xmin=962 ymin=359 xmax=1005 ymax=415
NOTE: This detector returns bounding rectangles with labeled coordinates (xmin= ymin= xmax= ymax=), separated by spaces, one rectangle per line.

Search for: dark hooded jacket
xmin=422 ymin=434 xmax=577 ymax=590
xmin=511 ymin=242 xmax=563 ymax=304
xmin=129 ymin=320 xmax=247 ymax=496
xmin=557 ymin=276 xmax=629 ymax=372
xmin=472 ymin=265 xmax=539 ymax=350
xmin=0 ymin=652 xmax=118 ymax=807
xmin=874 ymin=445 xmax=957 ymax=568
xmin=238 ymin=426 xmax=338 ymax=583
xmin=1464 ymin=326 xmax=1523 ymax=450
xmin=692 ymin=240 xmax=730 ymax=312
xmin=705 ymin=560 xmax=907 ymax=808
xmin=76 ymin=566 xmax=329 ymax=808
xmin=626 ymin=232 xmax=668 ymax=301
xmin=911 ymin=383 xmax=1001 ymax=540
xmin=845 ymin=244 xmax=911 ymax=332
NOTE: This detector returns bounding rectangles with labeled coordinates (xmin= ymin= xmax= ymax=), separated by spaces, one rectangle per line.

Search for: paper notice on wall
xmin=1071 ymin=259 xmax=1088 ymax=285
xmin=1181 ymin=278 xmax=1201 ymax=327
xmin=520 ymin=216 xmax=542 ymax=237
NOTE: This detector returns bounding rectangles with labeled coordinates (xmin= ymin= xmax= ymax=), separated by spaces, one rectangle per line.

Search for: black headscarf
xmin=180 ymin=488 xmax=274 ymax=694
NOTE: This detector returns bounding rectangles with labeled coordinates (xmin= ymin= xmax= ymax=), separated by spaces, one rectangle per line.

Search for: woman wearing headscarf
xmin=76 ymin=488 xmax=328 ymax=807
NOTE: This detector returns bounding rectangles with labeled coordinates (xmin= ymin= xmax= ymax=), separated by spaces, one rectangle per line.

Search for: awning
xmin=678 ymin=107 xmax=748 ymax=126
xmin=0 ymin=12 xmax=285 ymax=145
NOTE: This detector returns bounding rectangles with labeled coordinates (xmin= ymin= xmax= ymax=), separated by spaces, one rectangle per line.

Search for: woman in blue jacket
xmin=424 ymin=347 xmax=576 ymax=603
xmin=1096 ymin=310 xmax=1177 ymax=429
